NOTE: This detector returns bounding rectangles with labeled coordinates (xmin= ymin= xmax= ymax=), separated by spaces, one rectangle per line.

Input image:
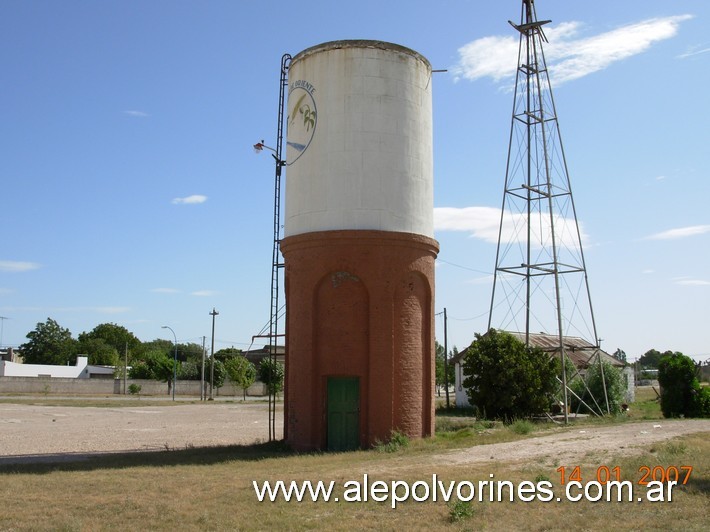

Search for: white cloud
xmin=678 ymin=46 xmax=710 ymax=59
xmin=151 ymin=288 xmax=180 ymax=294
xmin=641 ymin=269 xmax=655 ymax=275
xmin=673 ymin=277 xmax=710 ymax=286
xmin=646 ymin=225 xmax=710 ymax=240
xmin=433 ymin=206 xmax=588 ymax=246
xmin=172 ymin=195 xmax=207 ymax=205
xmin=123 ymin=110 xmax=149 ymax=118
xmin=191 ymin=290 xmax=218 ymax=297
xmin=452 ymin=15 xmax=693 ymax=87
xmin=452 ymin=35 xmax=519 ymax=84
xmin=434 ymin=206 xmax=502 ymax=242
xmin=0 ymin=260 xmax=41 ymax=273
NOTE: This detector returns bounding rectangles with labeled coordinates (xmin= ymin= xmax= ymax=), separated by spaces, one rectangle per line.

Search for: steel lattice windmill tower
xmin=488 ymin=0 xmax=604 ymax=421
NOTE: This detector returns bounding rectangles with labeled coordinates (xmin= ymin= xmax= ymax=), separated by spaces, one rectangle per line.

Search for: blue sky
xmin=1 ymin=0 xmax=708 ymax=362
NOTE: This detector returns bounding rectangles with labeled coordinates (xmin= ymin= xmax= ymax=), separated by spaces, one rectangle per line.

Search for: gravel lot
xmin=0 ymin=401 xmax=282 ymax=464
xmin=1 ymin=400 xmax=708 ymax=467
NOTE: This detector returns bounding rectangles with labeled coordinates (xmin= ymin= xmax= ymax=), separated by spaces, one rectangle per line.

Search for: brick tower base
xmin=280 ymin=230 xmax=439 ymax=451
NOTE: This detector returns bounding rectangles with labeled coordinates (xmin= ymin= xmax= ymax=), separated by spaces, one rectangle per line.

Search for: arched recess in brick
xmin=393 ymin=271 xmax=432 ymax=438
xmin=314 ymin=271 xmax=370 ymax=445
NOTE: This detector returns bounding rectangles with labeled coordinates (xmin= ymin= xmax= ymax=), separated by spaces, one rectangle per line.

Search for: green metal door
xmin=327 ymin=377 xmax=360 ymax=451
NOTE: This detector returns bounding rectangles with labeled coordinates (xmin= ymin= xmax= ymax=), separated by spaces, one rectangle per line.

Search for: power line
xmin=436 ymin=258 xmax=491 ymax=275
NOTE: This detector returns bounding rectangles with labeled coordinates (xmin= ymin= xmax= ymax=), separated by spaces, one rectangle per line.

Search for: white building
xmin=0 ymin=356 xmax=115 ymax=379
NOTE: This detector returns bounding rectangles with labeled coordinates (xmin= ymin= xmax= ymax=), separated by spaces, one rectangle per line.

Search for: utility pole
xmin=0 ymin=316 xmax=8 ymax=348
xmin=209 ymin=308 xmax=219 ymax=400
xmin=201 ymin=336 xmax=206 ymax=401
xmin=443 ymin=308 xmax=450 ymax=408
xmin=124 ymin=342 xmax=128 ymax=395
xmin=161 ymin=326 xmax=178 ymax=401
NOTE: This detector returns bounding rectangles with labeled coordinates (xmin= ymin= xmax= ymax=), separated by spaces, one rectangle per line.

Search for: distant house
xmin=0 ymin=356 xmax=115 ymax=379
xmin=0 ymin=347 xmax=21 ymax=363
xmin=452 ymin=331 xmax=634 ymax=408
xmin=244 ymin=345 xmax=285 ymax=368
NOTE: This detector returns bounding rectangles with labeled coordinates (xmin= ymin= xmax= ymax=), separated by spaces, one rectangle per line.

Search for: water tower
xmin=280 ymin=40 xmax=438 ymax=451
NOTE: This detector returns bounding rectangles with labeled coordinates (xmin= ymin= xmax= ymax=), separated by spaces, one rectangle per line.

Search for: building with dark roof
xmin=243 ymin=345 xmax=285 ymax=368
xmin=452 ymin=331 xmax=634 ymax=408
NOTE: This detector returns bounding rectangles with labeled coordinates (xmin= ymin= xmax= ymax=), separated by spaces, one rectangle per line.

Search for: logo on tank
xmin=286 ymin=80 xmax=317 ymax=165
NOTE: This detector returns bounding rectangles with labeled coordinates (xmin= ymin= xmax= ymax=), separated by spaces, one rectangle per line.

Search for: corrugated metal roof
xmin=507 ymin=331 xmax=623 ymax=368
xmin=450 ymin=331 xmax=624 ymax=369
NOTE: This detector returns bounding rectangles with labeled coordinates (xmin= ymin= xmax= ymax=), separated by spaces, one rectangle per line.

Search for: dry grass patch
xmin=0 ymin=392 xmax=701 ymax=530
xmin=1 ymin=426 xmax=707 ymax=531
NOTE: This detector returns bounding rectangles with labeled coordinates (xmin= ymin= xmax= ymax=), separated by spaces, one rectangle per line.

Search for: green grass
xmin=373 ymin=430 xmax=410 ymax=453
xmin=508 ymin=419 xmax=535 ymax=435
xmin=630 ymin=386 xmax=664 ymax=420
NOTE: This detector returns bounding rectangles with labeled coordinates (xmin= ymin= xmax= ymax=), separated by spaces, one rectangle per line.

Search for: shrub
xmin=509 ymin=419 xmax=535 ymax=435
xmin=696 ymin=387 xmax=710 ymax=418
xmin=570 ymin=360 xmax=625 ymax=415
xmin=448 ymin=499 xmax=474 ymax=523
xmin=462 ymin=329 xmax=559 ymax=420
xmin=373 ymin=431 xmax=409 ymax=453
xmin=658 ymin=352 xmax=703 ymax=418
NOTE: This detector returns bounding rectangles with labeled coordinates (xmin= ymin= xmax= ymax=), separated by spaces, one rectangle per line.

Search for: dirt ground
xmin=433 ymin=418 xmax=710 ymax=467
xmin=1 ymin=401 xmax=708 ymax=466
xmin=0 ymin=401 xmax=283 ymax=464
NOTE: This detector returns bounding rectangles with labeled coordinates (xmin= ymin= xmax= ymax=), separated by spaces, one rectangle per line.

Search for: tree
xmin=78 ymin=323 xmax=141 ymax=361
xmin=128 ymin=349 xmax=176 ymax=395
xmin=211 ymin=359 xmax=227 ymax=389
xmin=570 ymin=360 xmax=625 ymax=415
xmin=637 ymin=349 xmax=678 ymax=369
xmin=259 ymin=358 xmax=285 ymax=395
xmin=462 ymin=329 xmax=559 ymax=420
xmin=434 ymin=341 xmax=455 ymax=396
xmin=658 ymin=352 xmax=707 ymax=418
xmin=214 ymin=347 xmax=243 ymax=363
xmin=177 ymin=342 xmax=204 ymax=362
xmin=127 ymin=360 xmax=152 ymax=380
xmin=134 ymin=339 xmax=173 ymax=359
xmin=20 ymin=318 xmax=78 ymax=365
xmin=77 ymin=337 xmax=120 ymax=366
xmin=612 ymin=349 xmax=627 ymax=364
xmin=178 ymin=359 xmax=201 ymax=380
xmin=225 ymin=356 xmax=257 ymax=399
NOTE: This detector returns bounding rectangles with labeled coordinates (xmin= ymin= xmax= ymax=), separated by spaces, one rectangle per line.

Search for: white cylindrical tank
xmin=281 ymin=40 xmax=438 ymax=451
xmin=284 ymin=40 xmax=433 ymax=238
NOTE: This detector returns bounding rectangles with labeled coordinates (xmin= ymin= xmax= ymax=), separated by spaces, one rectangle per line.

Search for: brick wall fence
xmin=0 ymin=376 xmax=267 ymax=397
